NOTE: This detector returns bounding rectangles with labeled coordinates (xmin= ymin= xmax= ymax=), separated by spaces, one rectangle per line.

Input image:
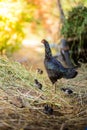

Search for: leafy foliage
xmin=61 ymin=5 xmax=87 ymax=63
xmin=0 ymin=0 xmax=36 ymax=56
xmin=61 ymin=5 xmax=87 ymax=39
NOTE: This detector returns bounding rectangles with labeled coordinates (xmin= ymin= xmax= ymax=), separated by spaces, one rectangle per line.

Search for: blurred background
xmin=0 ymin=0 xmax=87 ymax=70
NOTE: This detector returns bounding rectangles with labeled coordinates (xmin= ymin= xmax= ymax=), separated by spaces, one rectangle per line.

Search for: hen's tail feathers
xmin=64 ymin=69 xmax=78 ymax=79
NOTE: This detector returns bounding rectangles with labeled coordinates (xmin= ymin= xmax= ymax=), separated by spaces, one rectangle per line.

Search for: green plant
xmin=61 ymin=5 xmax=87 ymax=62
xmin=61 ymin=5 xmax=87 ymax=40
xmin=0 ymin=0 xmax=36 ymax=56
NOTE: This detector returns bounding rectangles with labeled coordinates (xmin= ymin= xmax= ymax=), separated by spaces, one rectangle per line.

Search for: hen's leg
xmin=54 ymin=82 xmax=57 ymax=93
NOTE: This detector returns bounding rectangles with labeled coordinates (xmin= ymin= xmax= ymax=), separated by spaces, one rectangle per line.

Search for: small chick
xmin=37 ymin=68 xmax=43 ymax=74
xmin=34 ymin=79 xmax=42 ymax=90
xmin=61 ymin=88 xmax=73 ymax=94
xmin=43 ymin=104 xmax=53 ymax=115
xmin=34 ymin=79 xmax=38 ymax=84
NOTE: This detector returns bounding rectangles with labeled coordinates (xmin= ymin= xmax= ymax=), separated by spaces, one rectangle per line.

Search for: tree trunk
xmin=57 ymin=0 xmax=65 ymax=24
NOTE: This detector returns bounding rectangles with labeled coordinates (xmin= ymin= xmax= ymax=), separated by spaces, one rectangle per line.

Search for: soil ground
xmin=0 ymin=44 xmax=87 ymax=130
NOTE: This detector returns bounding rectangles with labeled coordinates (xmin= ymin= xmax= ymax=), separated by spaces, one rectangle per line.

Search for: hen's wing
xmin=44 ymin=57 xmax=77 ymax=81
xmin=44 ymin=57 xmax=65 ymax=83
xmin=45 ymin=57 xmax=67 ymax=72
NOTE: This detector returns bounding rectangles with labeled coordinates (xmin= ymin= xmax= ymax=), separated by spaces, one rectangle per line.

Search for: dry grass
xmin=0 ymin=56 xmax=87 ymax=130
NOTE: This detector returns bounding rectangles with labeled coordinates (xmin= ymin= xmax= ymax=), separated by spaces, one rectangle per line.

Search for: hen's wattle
xmin=41 ymin=39 xmax=78 ymax=86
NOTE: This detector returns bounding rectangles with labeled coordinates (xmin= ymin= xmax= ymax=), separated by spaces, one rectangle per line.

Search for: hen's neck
xmin=44 ymin=42 xmax=52 ymax=59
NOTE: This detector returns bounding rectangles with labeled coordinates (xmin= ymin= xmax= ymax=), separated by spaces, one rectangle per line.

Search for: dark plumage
xmin=37 ymin=68 xmax=43 ymax=74
xmin=43 ymin=104 xmax=53 ymax=115
xmin=34 ymin=79 xmax=42 ymax=90
xmin=61 ymin=88 xmax=73 ymax=94
xmin=41 ymin=39 xmax=78 ymax=91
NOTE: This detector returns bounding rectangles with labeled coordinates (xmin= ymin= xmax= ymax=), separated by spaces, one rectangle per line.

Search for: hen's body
xmin=41 ymin=39 xmax=78 ymax=85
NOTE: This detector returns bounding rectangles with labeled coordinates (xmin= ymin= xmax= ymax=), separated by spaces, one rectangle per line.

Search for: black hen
xmin=41 ymin=39 xmax=78 ymax=92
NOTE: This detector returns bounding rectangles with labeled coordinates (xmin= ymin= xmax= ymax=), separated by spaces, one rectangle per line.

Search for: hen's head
xmin=41 ymin=39 xmax=52 ymax=58
xmin=41 ymin=39 xmax=48 ymax=44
